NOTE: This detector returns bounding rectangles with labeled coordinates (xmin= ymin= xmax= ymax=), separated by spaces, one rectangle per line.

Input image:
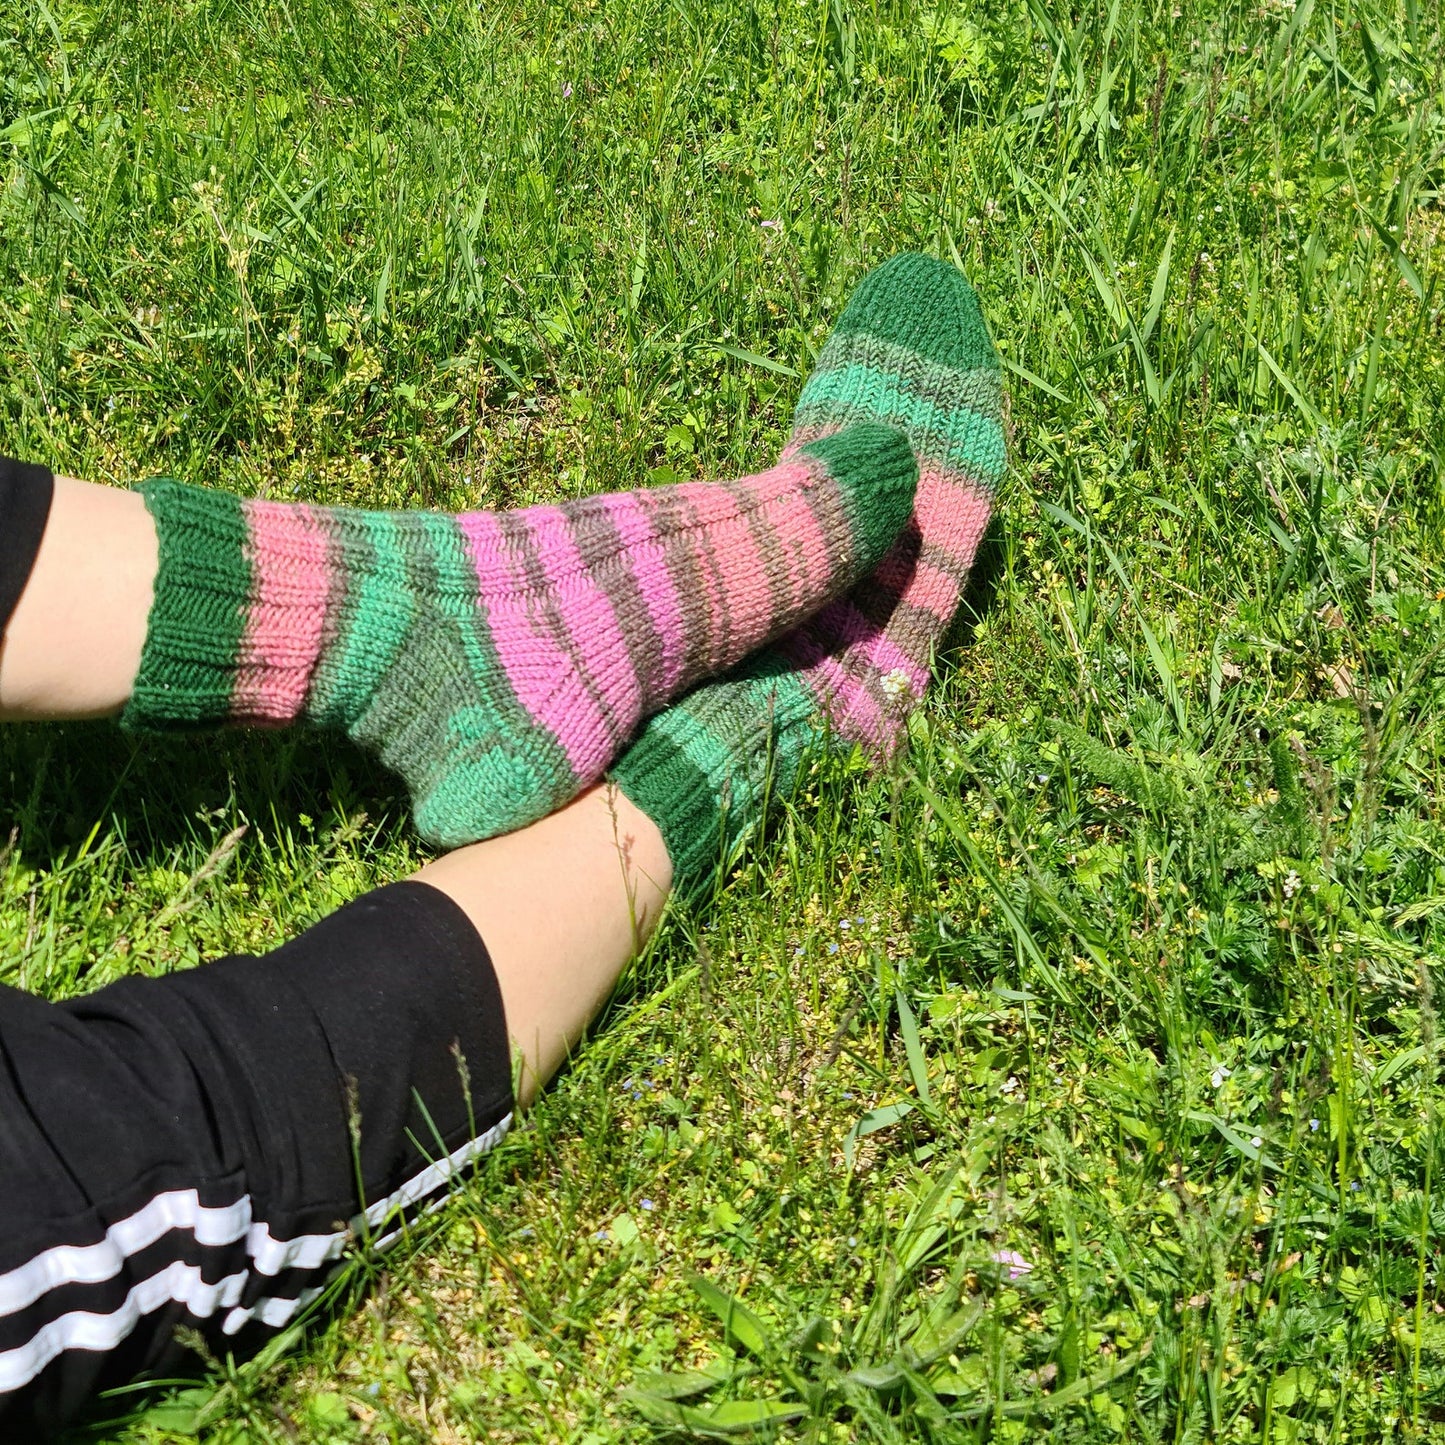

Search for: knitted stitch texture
xmin=611 ymin=254 xmax=1005 ymax=884
xmin=122 ymin=424 xmax=916 ymax=847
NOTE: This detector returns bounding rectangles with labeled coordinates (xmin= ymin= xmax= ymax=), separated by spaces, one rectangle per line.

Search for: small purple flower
xmin=640 ymin=1198 xmax=655 ymax=1211
xmin=991 ymin=1249 xmax=1034 ymax=1280
xmin=760 ymin=218 xmax=782 ymax=231
xmin=828 ymin=943 xmax=839 ymax=955
xmin=562 ymin=82 xmax=573 ymax=98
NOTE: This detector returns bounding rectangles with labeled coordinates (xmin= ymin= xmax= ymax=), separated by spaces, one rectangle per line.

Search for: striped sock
xmin=120 ymin=424 xmax=916 ymax=847
xmin=611 ymin=254 xmax=1006 ymax=884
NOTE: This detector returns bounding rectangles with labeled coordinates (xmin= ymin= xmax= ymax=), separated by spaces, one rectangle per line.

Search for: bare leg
xmin=0 ymin=475 xmax=674 ymax=1099
xmin=0 ymin=476 xmax=157 ymax=720
xmin=416 ymin=782 xmax=673 ymax=1106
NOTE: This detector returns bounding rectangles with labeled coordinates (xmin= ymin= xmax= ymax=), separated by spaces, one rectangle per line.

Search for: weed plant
xmin=1 ymin=0 xmax=1443 ymax=1438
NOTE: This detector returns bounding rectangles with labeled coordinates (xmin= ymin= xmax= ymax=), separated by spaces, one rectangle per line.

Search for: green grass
xmin=2 ymin=0 xmax=1444 ymax=1438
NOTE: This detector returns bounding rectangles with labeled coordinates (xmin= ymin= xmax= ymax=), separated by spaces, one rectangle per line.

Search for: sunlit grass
xmin=2 ymin=0 xmax=1443 ymax=1438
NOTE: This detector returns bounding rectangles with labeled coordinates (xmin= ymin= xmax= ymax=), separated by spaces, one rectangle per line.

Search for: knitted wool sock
xmin=611 ymin=254 xmax=1005 ymax=883
xmin=121 ymin=424 xmax=916 ymax=846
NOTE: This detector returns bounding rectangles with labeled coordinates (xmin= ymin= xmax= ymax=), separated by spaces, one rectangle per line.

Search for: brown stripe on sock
xmin=687 ymin=483 xmax=740 ymax=675
xmin=840 ymin=524 xmax=924 ymax=634
xmin=639 ymin=483 xmax=724 ymax=684
xmin=730 ymin=474 xmax=796 ymax=653
xmin=872 ymin=598 xmax=947 ymax=668
xmin=789 ymin=449 xmax=863 ymax=624
xmin=561 ymin=494 xmax=659 ymax=712
xmin=803 ymin=342 xmax=1005 ymax=425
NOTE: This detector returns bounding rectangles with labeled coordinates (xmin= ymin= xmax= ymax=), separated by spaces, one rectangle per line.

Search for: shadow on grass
xmin=0 ymin=722 xmax=409 ymax=870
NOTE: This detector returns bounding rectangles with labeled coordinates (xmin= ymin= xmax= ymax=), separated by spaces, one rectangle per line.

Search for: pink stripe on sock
xmin=778 ymin=600 xmax=895 ymax=754
xmin=677 ymin=482 xmax=778 ymax=676
xmin=458 ymin=509 xmax=527 ymax=594
xmin=459 ymin=507 xmax=634 ymax=777
xmin=658 ymin=481 xmax=749 ymax=675
xmin=803 ymin=596 xmax=930 ymax=697
xmin=522 ymin=504 xmax=642 ymax=747
xmin=233 ymin=502 xmax=332 ymax=722
xmin=776 ymin=468 xmax=994 ymax=757
xmin=911 ymin=467 xmax=992 ymax=582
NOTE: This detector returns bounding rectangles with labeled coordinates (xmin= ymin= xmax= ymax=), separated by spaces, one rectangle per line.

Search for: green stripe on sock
xmin=390 ymin=515 xmax=577 ymax=846
xmin=123 ymin=480 xmax=252 ymax=727
xmin=307 ymin=512 xmax=415 ymax=727
xmin=797 ymin=364 xmax=1007 ymax=479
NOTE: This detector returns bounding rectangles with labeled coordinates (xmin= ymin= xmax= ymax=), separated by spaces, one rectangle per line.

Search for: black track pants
xmin=0 ymin=882 xmax=514 ymax=1437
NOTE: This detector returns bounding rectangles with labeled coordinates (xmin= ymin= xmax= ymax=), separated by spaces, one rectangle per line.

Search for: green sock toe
xmin=791 ymin=254 xmax=1006 ymax=487
xmin=798 ymin=423 xmax=918 ymax=569
xmin=823 ymin=252 xmax=1000 ymax=374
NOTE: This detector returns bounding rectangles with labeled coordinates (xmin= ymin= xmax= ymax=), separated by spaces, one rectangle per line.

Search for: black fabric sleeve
xmin=0 ymin=458 xmax=54 ymax=636
xmin=0 ymin=880 xmax=514 ymax=1439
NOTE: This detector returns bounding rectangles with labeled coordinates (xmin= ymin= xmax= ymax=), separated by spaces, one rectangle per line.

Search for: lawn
xmin=1 ymin=0 xmax=1443 ymax=1438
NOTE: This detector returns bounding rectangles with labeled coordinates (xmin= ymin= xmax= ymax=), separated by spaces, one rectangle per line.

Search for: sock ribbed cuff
xmin=121 ymin=480 xmax=251 ymax=729
xmin=609 ymin=651 xmax=828 ymax=888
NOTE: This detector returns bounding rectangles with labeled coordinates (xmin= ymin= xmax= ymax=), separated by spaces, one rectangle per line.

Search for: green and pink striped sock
xmin=611 ymin=253 xmax=1006 ymax=884
xmin=121 ymin=424 xmax=916 ymax=846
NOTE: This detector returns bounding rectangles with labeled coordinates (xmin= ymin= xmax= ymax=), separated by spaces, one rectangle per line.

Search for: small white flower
xmin=1250 ymin=1135 xmax=1263 ymax=1150
xmin=1283 ymin=869 xmax=1301 ymax=899
xmin=1211 ymin=1066 xmax=1231 ymax=1089
xmin=881 ymin=669 xmax=911 ymax=701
